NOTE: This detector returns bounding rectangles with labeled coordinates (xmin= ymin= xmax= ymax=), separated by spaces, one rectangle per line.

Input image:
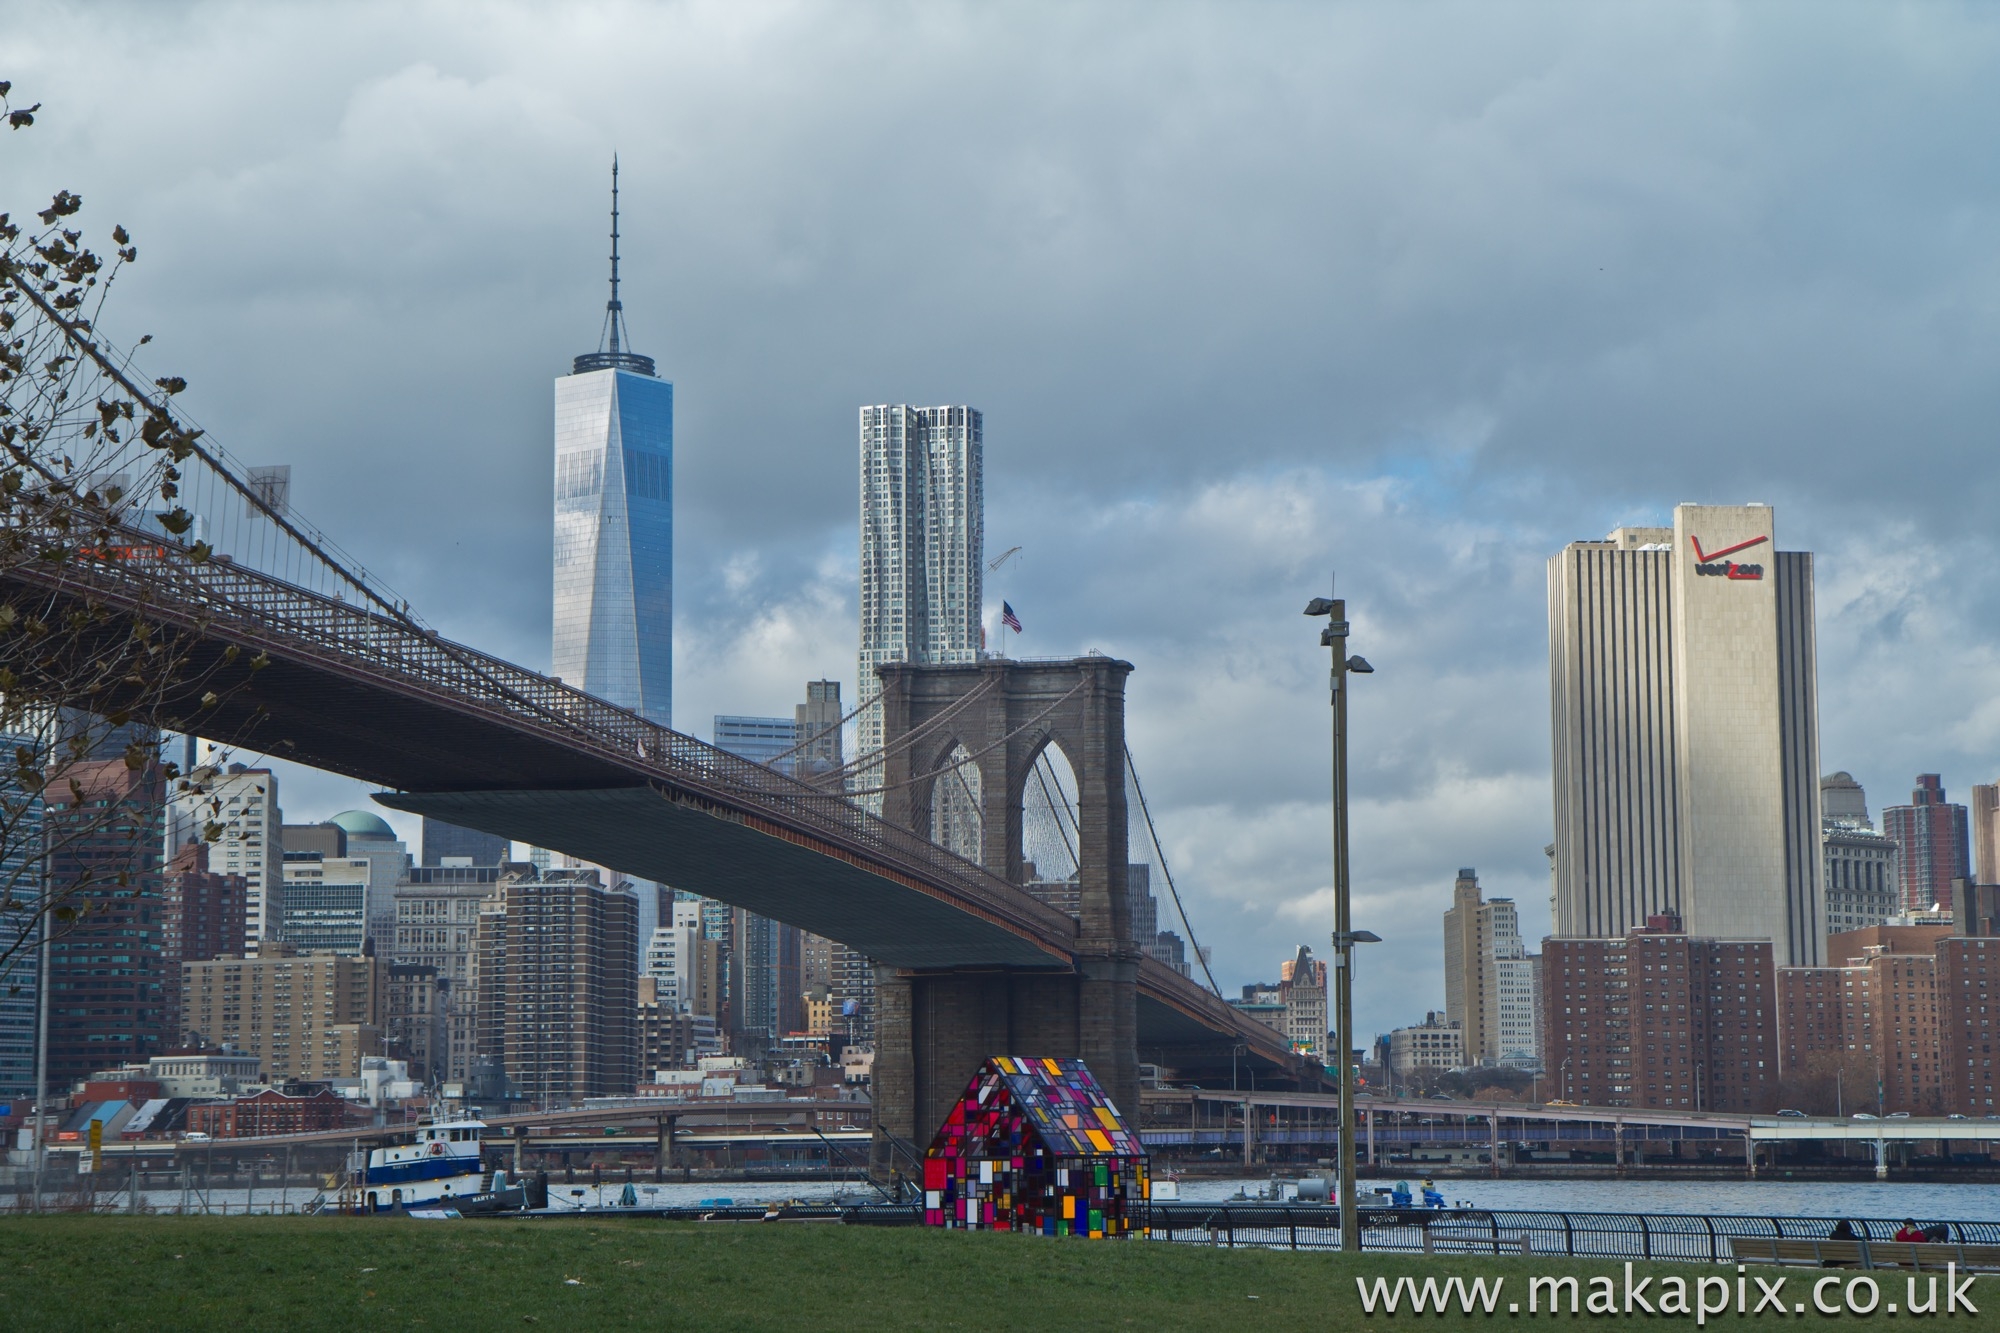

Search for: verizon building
xmin=1549 ymin=503 xmax=1824 ymax=965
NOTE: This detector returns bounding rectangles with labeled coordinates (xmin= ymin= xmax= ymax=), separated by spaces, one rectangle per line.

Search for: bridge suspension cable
xmin=802 ymin=674 xmax=1003 ymax=791
xmin=1127 ymin=744 xmax=1222 ymax=998
xmin=837 ymin=678 xmax=1087 ymax=799
xmin=756 ymin=682 xmax=886 ymax=770
xmin=1030 ymin=749 xmax=1078 ymax=872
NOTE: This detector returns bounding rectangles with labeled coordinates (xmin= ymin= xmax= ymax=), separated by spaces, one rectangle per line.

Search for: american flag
xmin=1001 ymin=601 xmax=1022 ymax=633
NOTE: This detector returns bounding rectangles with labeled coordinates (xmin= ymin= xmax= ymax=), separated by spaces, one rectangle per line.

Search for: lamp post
xmin=1305 ymin=588 xmax=1376 ymax=1253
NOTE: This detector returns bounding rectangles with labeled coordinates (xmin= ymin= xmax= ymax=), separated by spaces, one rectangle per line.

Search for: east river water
xmin=25 ymin=1175 xmax=2000 ymax=1221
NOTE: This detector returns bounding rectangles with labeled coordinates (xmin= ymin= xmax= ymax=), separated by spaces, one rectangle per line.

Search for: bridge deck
xmin=3 ymin=533 xmax=1300 ymax=1076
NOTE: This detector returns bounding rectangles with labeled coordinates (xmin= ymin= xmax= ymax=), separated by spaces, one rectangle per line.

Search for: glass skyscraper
xmin=0 ymin=750 xmax=41 ymax=1099
xmin=554 ymin=160 xmax=673 ymax=725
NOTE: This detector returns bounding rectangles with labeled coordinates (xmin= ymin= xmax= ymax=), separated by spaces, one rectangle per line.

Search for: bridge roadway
xmin=1148 ymin=1091 xmax=2000 ymax=1143
xmin=5 ymin=529 xmax=1303 ymax=1087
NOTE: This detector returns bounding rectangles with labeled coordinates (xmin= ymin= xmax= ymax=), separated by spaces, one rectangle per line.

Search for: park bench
xmin=1730 ymin=1236 xmax=2000 ymax=1272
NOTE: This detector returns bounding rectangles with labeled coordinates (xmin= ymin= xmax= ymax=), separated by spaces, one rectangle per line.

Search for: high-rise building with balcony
xmin=554 ymin=160 xmax=673 ymax=726
xmin=1548 ymin=504 xmax=1824 ymax=964
xmin=475 ymin=867 xmax=639 ymax=1103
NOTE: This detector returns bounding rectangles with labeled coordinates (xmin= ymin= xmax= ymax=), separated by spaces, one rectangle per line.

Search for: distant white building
xmin=1388 ymin=1012 xmax=1465 ymax=1076
xmin=1443 ymin=869 xmax=1540 ymax=1068
xmin=644 ymin=923 xmax=699 ymax=1008
xmin=1279 ymin=945 xmax=1328 ymax=1059
xmin=281 ymin=855 xmax=372 ymax=956
xmin=1821 ymin=772 xmax=1899 ymax=935
xmin=172 ymin=766 xmax=282 ymax=951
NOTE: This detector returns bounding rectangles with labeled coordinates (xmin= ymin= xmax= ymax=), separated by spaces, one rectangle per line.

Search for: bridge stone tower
xmin=869 ymin=656 xmax=1141 ymax=1157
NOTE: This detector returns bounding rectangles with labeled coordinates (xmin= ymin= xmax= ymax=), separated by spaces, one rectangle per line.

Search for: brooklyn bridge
xmin=1 ymin=270 xmax=1322 ymax=1159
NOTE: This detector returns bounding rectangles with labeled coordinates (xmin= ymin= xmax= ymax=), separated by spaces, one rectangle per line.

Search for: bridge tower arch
xmin=870 ymin=656 xmax=1140 ymax=1159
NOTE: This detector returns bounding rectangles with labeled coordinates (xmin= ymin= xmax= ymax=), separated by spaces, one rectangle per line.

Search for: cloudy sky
xmin=10 ymin=1 xmax=2000 ymax=1039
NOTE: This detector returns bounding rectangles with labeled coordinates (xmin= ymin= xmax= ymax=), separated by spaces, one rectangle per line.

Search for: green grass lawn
xmin=4 ymin=1216 xmax=2000 ymax=1331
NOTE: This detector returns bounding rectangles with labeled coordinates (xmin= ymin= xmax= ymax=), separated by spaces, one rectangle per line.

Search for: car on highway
xmin=1776 ymin=1108 xmax=1807 ymax=1117
xmin=1887 ymin=1112 xmax=1911 ymax=1119
xmin=1851 ymin=1113 xmax=1878 ymax=1120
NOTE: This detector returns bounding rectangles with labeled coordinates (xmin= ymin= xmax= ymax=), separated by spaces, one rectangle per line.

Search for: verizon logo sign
xmin=1689 ymin=534 xmax=1767 ymax=581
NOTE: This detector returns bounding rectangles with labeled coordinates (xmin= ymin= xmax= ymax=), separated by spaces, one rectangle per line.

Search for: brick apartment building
xmin=160 ymin=841 xmax=247 ymax=1043
xmin=1541 ymin=918 xmax=1776 ymax=1111
xmin=181 ymin=945 xmax=383 ymax=1081
xmin=1778 ymin=925 xmax=2000 ymax=1115
xmin=185 ymin=1086 xmax=349 ymax=1138
xmin=475 ymin=868 xmax=638 ymax=1102
xmin=1777 ymin=925 xmax=1946 ymax=1114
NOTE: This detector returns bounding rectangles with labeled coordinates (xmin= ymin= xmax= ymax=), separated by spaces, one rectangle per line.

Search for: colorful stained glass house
xmin=922 ymin=1056 xmax=1149 ymax=1238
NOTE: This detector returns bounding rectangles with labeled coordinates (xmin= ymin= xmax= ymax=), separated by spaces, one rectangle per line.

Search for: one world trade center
xmin=554 ymin=159 xmax=673 ymax=725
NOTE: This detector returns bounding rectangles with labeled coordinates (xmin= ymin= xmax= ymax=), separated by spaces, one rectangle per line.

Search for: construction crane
xmin=987 ymin=545 xmax=1022 ymax=573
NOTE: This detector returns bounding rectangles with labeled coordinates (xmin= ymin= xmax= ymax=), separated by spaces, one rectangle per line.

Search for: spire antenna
xmin=572 ymin=155 xmax=656 ymax=377
xmin=608 ymin=155 xmax=622 ymax=357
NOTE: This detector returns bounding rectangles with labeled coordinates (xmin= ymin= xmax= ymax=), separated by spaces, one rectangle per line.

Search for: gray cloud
xmin=11 ymin=0 xmax=2000 ymax=1037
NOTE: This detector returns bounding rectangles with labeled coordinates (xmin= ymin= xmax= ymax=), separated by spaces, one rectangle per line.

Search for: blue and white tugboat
xmin=342 ymin=1118 xmax=525 ymax=1215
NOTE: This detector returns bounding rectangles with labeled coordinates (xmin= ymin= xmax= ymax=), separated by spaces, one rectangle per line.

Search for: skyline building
xmin=171 ymin=765 xmax=281 ymax=952
xmin=554 ymin=161 xmax=673 ymax=726
xmin=0 ymin=756 xmax=41 ymax=1098
xmin=390 ymin=864 xmax=511 ymax=1083
xmin=182 ymin=946 xmax=382 ymax=1083
xmin=1973 ymin=781 xmax=2000 ymax=888
xmin=422 ymin=816 xmax=509 ymax=868
xmin=795 ymin=680 xmax=843 ymax=781
xmin=45 ymin=760 xmax=167 ymax=1088
xmin=280 ymin=851 xmax=372 ymax=957
xmin=476 ymin=867 xmax=639 ymax=1103
xmin=1542 ymin=921 xmax=1776 ymax=1112
xmin=1820 ymin=772 xmax=1899 ymax=935
xmin=1441 ymin=868 xmax=1541 ymax=1068
xmin=713 ymin=715 xmax=796 ymax=768
xmin=644 ymin=920 xmax=699 ymax=1008
xmin=856 ymin=405 xmax=983 ymax=800
xmin=1882 ymin=774 xmax=1971 ymax=915
xmin=326 ymin=810 xmax=410 ymax=949
xmin=1278 ymin=945 xmax=1327 ymax=1058
xmin=1548 ymin=503 xmax=1825 ymax=965
xmin=161 ymin=842 xmax=246 ymax=1044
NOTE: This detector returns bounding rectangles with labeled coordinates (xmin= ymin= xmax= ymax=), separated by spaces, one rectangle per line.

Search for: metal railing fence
xmin=1143 ymin=1205 xmax=2000 ymax=1261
